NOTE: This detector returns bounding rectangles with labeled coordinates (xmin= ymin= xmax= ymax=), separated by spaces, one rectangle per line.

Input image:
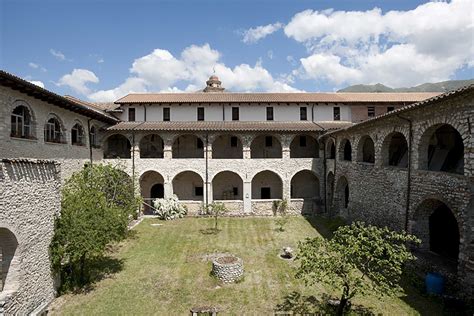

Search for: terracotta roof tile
xmin=107 ymin=121 xmax=353 ymax=132
xmin=115 ymin=92 xmax=440 ymax=104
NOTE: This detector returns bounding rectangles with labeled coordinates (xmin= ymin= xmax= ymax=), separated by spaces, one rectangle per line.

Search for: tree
xmin=273 ymin=199 xmax=289 ymax=232
xmin=203 ymin=201 xmax=228 ymax=231
xmin=50 ymin=164 xmax=140 ymax=290
xmin=295 ymin=222 xmax=420 ymax=315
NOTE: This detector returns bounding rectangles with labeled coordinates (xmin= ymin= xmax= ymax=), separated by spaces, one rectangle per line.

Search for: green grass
xmin=50 ymin=216 xmax=442 ymax=315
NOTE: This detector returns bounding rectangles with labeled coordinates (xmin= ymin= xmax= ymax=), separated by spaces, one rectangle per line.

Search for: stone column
xmin=204 ymin=181 xmax=213 ymax=205
xmin=281 ymin=134 xmax=292 ymax=159
xmin=243 ymin=181 xmax=252 ymax=213
xmin=163 ymin=145 xmax=172 ymax=159
xmin=164 ymin=181 xmax=173 ymax=199
xmin=242 ymin=134 xmax=253 ymax=159
xmin=282 ymin=176 xmax=291 ymax=201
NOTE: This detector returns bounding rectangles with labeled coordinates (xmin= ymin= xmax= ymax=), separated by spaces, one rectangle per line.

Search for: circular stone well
xmin=211 ymin=255 xmax=243 ymax=283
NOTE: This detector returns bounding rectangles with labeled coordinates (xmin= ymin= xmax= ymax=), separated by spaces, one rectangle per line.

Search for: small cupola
xmin=203 ymin=75 xmax=225 ymax=92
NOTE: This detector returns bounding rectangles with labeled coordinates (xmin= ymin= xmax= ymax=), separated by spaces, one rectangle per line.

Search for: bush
xmin=273 ymin=199 xmax=289 ymax=232
xmin=153 ymin=195 xmax=187 ymax=220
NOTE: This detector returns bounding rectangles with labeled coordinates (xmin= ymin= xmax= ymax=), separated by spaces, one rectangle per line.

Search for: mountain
xmin=337 ymin=79 xmax=474 ymax=93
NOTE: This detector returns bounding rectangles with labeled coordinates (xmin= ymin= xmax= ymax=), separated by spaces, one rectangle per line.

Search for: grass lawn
xmin=50 ymin=216 xmax=442 ymax=315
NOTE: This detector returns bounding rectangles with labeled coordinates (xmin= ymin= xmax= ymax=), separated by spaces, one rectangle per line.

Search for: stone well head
xmin=211 ymin=255 xmax=243 ymax=284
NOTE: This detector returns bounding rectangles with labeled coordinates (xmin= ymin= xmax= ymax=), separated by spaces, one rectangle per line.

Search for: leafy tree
xmin=202 ymin=201 xmax=228 ymax=231
xmin=296 ymin=222 xmax=420 ymax=315
xmin=50 ymin=164 xmax=140 ymax=290
xmin=273 ymin=199 xmax=289 ymax=232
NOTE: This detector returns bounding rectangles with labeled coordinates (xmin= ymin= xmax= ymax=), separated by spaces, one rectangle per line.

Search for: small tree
xmin=50 ymin=164 xmax=140 ymax=290
xmin=204 ymin=202 xmax=228 ymax=231
xmin=296 ymin=222 xmax=420 ymax=315
xmin=273 ymin=199 xmax=289 ymax=232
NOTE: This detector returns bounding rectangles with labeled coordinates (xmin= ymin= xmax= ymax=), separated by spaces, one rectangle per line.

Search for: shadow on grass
xmin=275 ymin=291 xmax=375 ymax=315
xmin=303 ymin=214 xmax=346 ymax=239
xmin=199 ymin=228 xmax=221 ymax=235
xmin=60 ymin=256 xmax=124 ymax=294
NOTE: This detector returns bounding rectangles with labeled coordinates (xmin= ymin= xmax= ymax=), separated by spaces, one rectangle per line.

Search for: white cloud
xmin=50 ymin=49 xmax=68 ymax=61
xmin=242 ymin=22 xmax=283 ymax=44
xmin=29 ymin=62 xmax=47 ymax=72
xmin=58 ymin=69 xmax=99 ymax=95
xmin=28 ymin=80 xmax=45 ymax=88
xmin=283 ymin=0 xmax=473 ymax=87
xmin=88 ymin=43 xmax=299 ymax=101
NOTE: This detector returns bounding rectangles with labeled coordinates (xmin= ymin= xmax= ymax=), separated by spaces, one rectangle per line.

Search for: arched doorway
xmin=140 ymin=134 xmax=164 ymax=158
xmin=358 ymin=135 xmax=375 ymax=163
xmin=0 ymin=228 xmax=19 ymax=292
xmin=172 ymin=135 xmax=204 ymax=158
xmin=382 ymin=132 xmax=408 ymax=167
xmin=212 ymin=135 xmax=243 ymax=159
xmin=250 ymin=135 xmax=282 ymax=158
xmin=140 ymin=171 xmax=165 ymax=214
xmin=172 ymin=171 xmax=204 ymax=201
xmin=413 ymin=199 xmax=460 ymax=262
xmin=212 ymin=171 xmax=243 ymax=200
xmin=104 ymin=134 xmax=131 ymax=159
xmin=334 ymin=176 xmax=349 ymax=212
xmin=290 ymin=135 xmax=319 ymax=158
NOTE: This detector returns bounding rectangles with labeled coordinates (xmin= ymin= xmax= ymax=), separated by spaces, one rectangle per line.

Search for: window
xmin=11 ymin=106 xmax=32 ymax=138
xmin=233 ymin=187 xmax=239 ymax=196
xmin=232 ymin=107 xmax=239 ymax=121
xmin=230 ymin=136 xmax=238 ymax=147
xmin=197 ymin=107 xmax=205 ymax=121
xmin=333 ymin=107 xmax=341 ymax=121
xmin=387 ymin=106 xmax=395 ymax=113
xmin=197 ymin=138 xmax=204 ymax=149
xmin=90 ymin=126 xmax=97 ymax=147
xmin=71 ymin=123 xmax=85 ymax=146
xmin=265 ymin=136 xmax=273 ymax=147
xmin=195 ymin=186 xmax=203 ymax=196
xmin=261 ymin=187 xmax=271 ymax=199
xmin=128 ymin=108 xmax=136 ymax=121
xmin=300 ymin=107 xmax=307 ymax=120
xmin=163 ymin=107 xmax=170 ymax=121
xmin=44 ymin=117 xmax=63 ymax=143
xmin=299 ymin=136 xmax=307 ymax=147
xmin=368 ymin=106 xmax=375 ymax=118
xmin=266 ymin=107 xmax=274 ymax=121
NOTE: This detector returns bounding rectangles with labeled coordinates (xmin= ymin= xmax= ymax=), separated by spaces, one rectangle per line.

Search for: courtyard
xmin=49 ymin=216 xmax=442 ymax=315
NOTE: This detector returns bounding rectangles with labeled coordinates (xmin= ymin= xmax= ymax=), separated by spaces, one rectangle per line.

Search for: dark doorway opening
xmin=261 ymin=187 xmax=271 ymax=199
xmin=429 ymin=205 xmax=459 ymax=261
xmin=150 ymin=183 xmax=164 ymax=199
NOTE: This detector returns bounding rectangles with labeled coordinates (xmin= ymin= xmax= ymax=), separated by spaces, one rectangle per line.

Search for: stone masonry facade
xmin=322 ymin=87 xmax=474 ymax=292
xmin=0 ymin=159 xmax=60 ymax=315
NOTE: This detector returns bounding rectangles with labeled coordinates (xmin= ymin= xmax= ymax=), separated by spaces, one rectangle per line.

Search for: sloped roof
xmin=107 ymin=120 xmax=352 ymax=132
xmin=322 ymin=84 xmax=474 ymax=137
xmin=0 ymin=70 xmax=118 ymax=124
xmin=115 ymin=92 xmax=440 ymax=104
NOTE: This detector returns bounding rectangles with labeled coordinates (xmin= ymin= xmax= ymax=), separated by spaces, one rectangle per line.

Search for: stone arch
xmin=290 ymin=134 xmax=319 ymax=158
xmin=418 ymin=124 xmax=464 ymax=175
xmin=71 ymin=121 xmax=86 ymax=146
xmin=172 ymin=134 xmax=204 ymax=158
xmin=10 ymin=100 xmax=36 ymax=139
xmin=103 ymin=134 xmax=131 ymax=159
xmin=0 ymin=228 xmax=20 ymax=293
xmin=212 ymin=171 xmax=243 ymax=200
xmin=140 ymin=170 xmax=165 ymax=214
xmin=290 ymin=170 xmax=320 ymax=198
xmin=250 ymin=135 xmax=282 ymax=158
xmin=172 ymin=171 xmax=204 ymax=201
xmin=382 ymin=132 xmax=408 ymax=167
xmin=326 ymin=171 xmax=335 ymax=209
xmin=44 ymin=113 xmax=66 ymax=143
xmin=251 ymin=170 xmax=282 ymax=199
xmin=326 ymin=138 xmax=336 ymax=159
xmin=412 ymin=199 xmax=460 ymax=262
xmin=212 ymin=134 xmax=243 ymax=159
xmin=357 ymin=135 xmax=375 ymax=163
xmin=140 ymin=134 xmax=164 ymax=158
xmin=338 ymin=138 xmax=352 ymax=161
xmin=334 ymin=176 xmax=349 ymax=211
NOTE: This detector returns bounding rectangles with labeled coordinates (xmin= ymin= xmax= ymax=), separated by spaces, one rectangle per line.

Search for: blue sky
xmin=1 ymin=0 xmax=472 ymax=101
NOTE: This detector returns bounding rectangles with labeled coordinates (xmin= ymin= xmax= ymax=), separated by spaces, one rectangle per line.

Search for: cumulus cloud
xmin=242 ymin=22 xmax=283 ymax=44
xmin=284 ymin=0 xmax=473 ymax=87
xmin=28 ymin=80 xmax=45 ymax=88
xmin=88 ymin=43 xmax=299 ymax=102
xmin=58 ymin=69 xmax=99 ymax=95
xmin=50 ymin=49 xmax=68 ymax=61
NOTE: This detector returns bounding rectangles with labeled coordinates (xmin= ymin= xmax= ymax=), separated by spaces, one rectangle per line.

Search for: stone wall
xmin=323 ymin=88 xmax=474 ymax=292
xmin=0 ymin=159 xmax=60 ymax=315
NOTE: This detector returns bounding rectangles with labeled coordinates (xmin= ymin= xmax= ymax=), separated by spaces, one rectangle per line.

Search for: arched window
xmin=71 ymin=123 xmax=85 ymax=146
xmin=44 ymin=116 xmax=64 ymax=143
xmin=250 ymin=135 xmax=282 ymax=158
xmin=104 ymin=134 xmax=131 ymax=159
xmin=11 ymin=105 xmax=33 ymax=138
xmin=358 ymin=136 xmax=375 ymax=163
xmin=326 ymin=139 xmax=336 ymax=159
xmin=90 ymin=126 xmax=98 ymax=147
xmin=140 ymin=134 xmax=164 ymax=158
xmin=339 ymin=139 xmax=352 ymax=161
xmin=290 ymin=135 xmax=319 ymax=158
xmin=382 ymin=132 xmax=408 ymax=167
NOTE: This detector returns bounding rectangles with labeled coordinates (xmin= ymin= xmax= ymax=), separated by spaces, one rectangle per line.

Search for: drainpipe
xmin=397 ymin=114 xmax=412 ymax=232
xmin=87 ymin=118 xmax=93 ymax=165
xmin=311 ymin=104 xmax=314 ymax=122
xmin=329 ymin=135 xmax=337 ymax=217
xmin=222 ymin=104 xmax=225 ymax=121
xmin=205 ymin=132 xmax=209 ymax=208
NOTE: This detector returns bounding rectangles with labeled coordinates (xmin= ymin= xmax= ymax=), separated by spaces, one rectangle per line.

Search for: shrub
xmin=153 ymin=195 xmax=187 ymax=220
xmin=273 ymin=198 xmax=289 ymax=232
